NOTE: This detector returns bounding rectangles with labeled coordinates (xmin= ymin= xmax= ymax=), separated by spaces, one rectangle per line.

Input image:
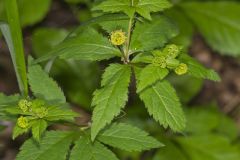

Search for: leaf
xmin=35 ymin=27 xmax=121 ymax=63
xmin=176 ymin=135 xmax=240 ymax=160
xmin=70 ymin=136 xmax=119 ymax=160
xmin=28 ymin=64 xmax=66 ymax=104
xmin=179 ymin=54 xmax=220 ymax=81
xmin=137 ymin=64 xmax=169 ymax=92
xmin=180 ymin=2 xmax=240 ymax=56
xmin=13 ymin=124 xmax=30 ymax=140
xmin=1 ymin=2 xmax=28 ymax=96
xmin=98 ymin=123 xmax=163 ymax=152
xmin=139 ymin=80 xmax=186 ymax=132
xmin=130 ymin=15 xmax=178 ymax=51
xmin=0 ymin=93 xmax=19 ymax=106
xmin=93 ymin=0 xmax=172 ymax=20
xmin=31 ymin=119 xmax=48 ymax=141
xmin=16 ymin=131 xmax=74 ymax=160
xmin=91 ymin=64 xmax=131 ymax=140
xmin=45 ymin=106 xmax=78 ymax=121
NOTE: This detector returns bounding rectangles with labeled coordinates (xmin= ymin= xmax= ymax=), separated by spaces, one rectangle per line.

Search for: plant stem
xmin=4 ymin=0 xmax=28 ymax=97
xmin=124 ymin=17 xmax=134 ymax=63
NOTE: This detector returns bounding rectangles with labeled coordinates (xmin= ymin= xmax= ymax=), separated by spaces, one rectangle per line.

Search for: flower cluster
xmin=17 ymin=99 xmax=48 ymax=128
xmin=152 ymin=44 xmax=188 ymax=75
xmin=110 ymin=30 xmax=127 ymax=46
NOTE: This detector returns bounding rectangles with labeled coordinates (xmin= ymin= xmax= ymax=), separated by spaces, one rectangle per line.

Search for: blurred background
xmin=0 ymin=0 xmax=240 ymax=159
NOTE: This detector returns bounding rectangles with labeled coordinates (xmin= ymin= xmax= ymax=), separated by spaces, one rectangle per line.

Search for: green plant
xmin=0 ymin=0 xmax=226 ymax=159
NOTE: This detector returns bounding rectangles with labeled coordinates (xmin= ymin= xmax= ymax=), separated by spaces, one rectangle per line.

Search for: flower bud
xmin=34 ymin=107 xmax=48 ymax=118
xmin=152 ymin=56 xmax=167 ymax=68
xmin=163 ymin=44 xmax=181 ymax=59
xmin=17 ymin=116 xmax=29 ymax=128
xmin=18 ymin=99 xmax=32 ymax=112
xmin=175 ymin=63 xmax=188 ymax=75
xmin=110 ymin=30 xmax=127 ymax=46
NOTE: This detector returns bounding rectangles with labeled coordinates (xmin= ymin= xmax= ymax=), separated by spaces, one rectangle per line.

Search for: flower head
xmin=17 ymin=116 xmax=29 ymax=128
xmin=110 ymin=30 xmax=126 ymax=46
xmin=34 ymin=107 xmax=48 ymax=118
xmin=164 ymin=44 xmax=181 ymax=58
xmin=152 ymin=56 xmax=167 ymax=68
xmin=18 ymin=99 xmax=32 ymax=112
xmin=175 ymin=63 xmax=188 ymax=75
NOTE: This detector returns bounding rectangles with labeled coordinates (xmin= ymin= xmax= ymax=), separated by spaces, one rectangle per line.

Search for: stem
xmin=124 ymin=17 xmax=133 ymax=63
xmin=4 ymin=0 xmax=28 ymax=97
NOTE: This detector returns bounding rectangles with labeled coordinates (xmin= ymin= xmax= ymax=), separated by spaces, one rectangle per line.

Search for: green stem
xmin=4 ymin=0 xmax=28 ymax=97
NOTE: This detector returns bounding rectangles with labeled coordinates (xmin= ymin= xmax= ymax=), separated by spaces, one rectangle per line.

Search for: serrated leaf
xmin=0 ymin=93 xmax=19 ymax=106
xmin=70 ymin=136 xmax=119 ymax=160
xmin=91 ymin=64 xmax=131 ymax=140
xmin=180 ymin=2 xmax=240 ymax=56
xmin=139 ymin=80 xmax=186 ymax=132
xmin=98 ymin=123 xmax=163 ymax=152
xmin=131 ymin=15 xmax=178 ymax=51
xmin=31 ymin=119 xmax=48 ymax=141
xmin=28 ymin=64 xmax=66 ymax=104
xmin=179 ymin=54 xmax=220 ymax=81
xmin=13 ymin=124 xmax=30 ymax=140
xmin=137 ymin=64 xmax=169 ymax=92
xmin=131 ymin=52 xmax=154 ymax=64
xmin=16 ymin=131 xmax=74 ymax=160
xmin=176 ymin=135 xmax=240 ymax=160
xmin=93 ymin=0 xmax=172 ymax=20
xmin=35 ymin=27 xmax=121 ymax=63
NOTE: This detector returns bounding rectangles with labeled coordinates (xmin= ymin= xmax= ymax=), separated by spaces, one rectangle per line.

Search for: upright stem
xmin=4 ymin=0 xmax=28 ymax=97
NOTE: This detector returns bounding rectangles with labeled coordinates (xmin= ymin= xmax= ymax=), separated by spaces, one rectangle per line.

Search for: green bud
xmin=152 ymin=50 xmax=163 ymax=57
xmin=18 ymin=99 xmax=32 ymax=112
xmin=163 ymin=44 xmax=181 ymax=59
xmin=166 ymin=58 xmax=180 ymax=69
xmin=17 ymin=116 xmax=29 ymax=128
xmin=152 ymin=56 xmax=167 ymax=68
xmin=175 ymin=63 xmax=188 ymax=75
xmin=34 ymin=107 xmax=48 ymax=118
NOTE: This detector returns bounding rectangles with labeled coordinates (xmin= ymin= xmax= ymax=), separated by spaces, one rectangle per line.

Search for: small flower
xmin=163 ymin=44 xmax=181 ymax=58
xmin=110 ymin=30 xmax=127 ymax=46
xmin=34 ymin=107 xmax=48 ymax=118
xmin=18 ymin=99 xmax=32 ymax=112
xmin=152 ymin=56 xmax=167 ymax=68
xmin=17 ymin=116 xmax=29 ymax=129
xmin=175 ymin=63 xmax=188 ymax=75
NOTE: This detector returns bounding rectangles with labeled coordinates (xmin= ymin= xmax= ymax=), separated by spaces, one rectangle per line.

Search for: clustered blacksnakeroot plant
xmin=0 ymin=0 xmax=221 ymax=159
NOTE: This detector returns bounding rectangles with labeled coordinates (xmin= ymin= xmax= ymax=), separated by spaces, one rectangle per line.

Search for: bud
xmin=166 ymin=58 xmax=180 ymax=69
xmin=34 ymin=107 xmax=48 ymax=118
xmin=18 ymin=99 xmax=32 ymax=112
xmin=110 ymin=30 xmax=127 ymax=46
xmin=17 ymin=116 xmax=29 ymax=128
xmin=175 ymin=63 xmax=188 ymax=75
xmin=163 ymin=44 xmax=181 ymax=59
xmin=152 ymin=56 xmax=167 ymax=68
xmin=152 ymin=50 xmax=163 ymax=57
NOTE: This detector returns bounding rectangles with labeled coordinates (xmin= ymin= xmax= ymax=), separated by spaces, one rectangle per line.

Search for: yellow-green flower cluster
xmin=17 ymin=116 xmax=29 ymax=129
xmin=151 ymin=44 xmax=188 ymax=75
xmin=110 ymin=30 xmax=127 ymax=46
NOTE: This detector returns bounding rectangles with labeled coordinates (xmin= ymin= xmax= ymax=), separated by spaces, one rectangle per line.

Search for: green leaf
xmin=98 ymin=123 xmax=163 ymax=152
xmin=1 ymin=0 xmax=28 ymax=96
xmin=13 ymin=124 xmax=30 ymax=139
xmin=179 ymin=54 xmax=220 ymax=81
xmin=35 ymin=27 xmax=121 ymax=63
xmin=180 ymin=2 xmax=240 ymax=56
xmin=176 ymin=135 xmax=240 ymax=160
xmin=137 ymin=64 xmax=169 ymax=92
xmin=70 ymin=136 xmax=119 ymax=160
xmin=91 ymin=64 xmax=131 ymax=140
xmin=31 ymin=119 xmax=48 ymax=141
xmin=131 ymin=15 xmax=178 ymax=51
xmin=45 ymin=106 xmax=78 ymax=121
xmin=139 ymin=80 xmax=186 ymax=132
xmin=28 ymin=64 xmax=66 ymax=104
xmin=16 ymin=131 xmax=74 ymax=160
xmin=0 ymin=93 xmax=19 ymax=106
xmin=93 ymin=0 xmax=172 ymax=20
